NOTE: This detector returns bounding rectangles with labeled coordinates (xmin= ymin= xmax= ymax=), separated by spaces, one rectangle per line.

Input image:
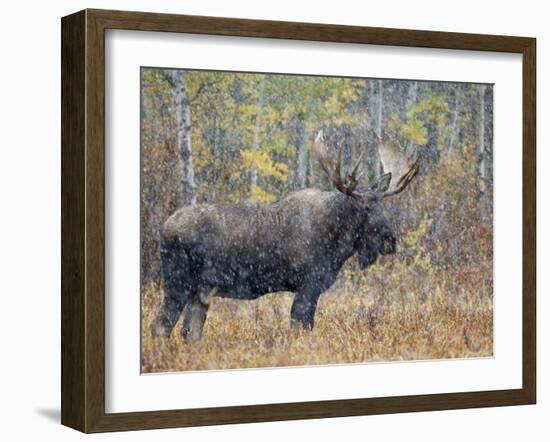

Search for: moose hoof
xmin=290 ymin=318 xmax=314 ymax=331
xmin=181 ymin=327 xmax=202 ymax=343
xmin=150 ymin=319 xmax=172 ymax=338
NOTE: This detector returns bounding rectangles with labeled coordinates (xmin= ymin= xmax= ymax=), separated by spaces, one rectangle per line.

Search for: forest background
xmin=140 ymin=68 xmax=494 ymax=372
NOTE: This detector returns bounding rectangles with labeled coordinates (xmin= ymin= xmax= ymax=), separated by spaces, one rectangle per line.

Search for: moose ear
xmin=369 ymin=172 xmax=392 ymax=193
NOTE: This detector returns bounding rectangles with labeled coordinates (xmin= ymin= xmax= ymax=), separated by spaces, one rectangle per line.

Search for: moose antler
xmin=314 ymin=130 xmax=418 ymax=199
xmin=313 ymin=130 xmax=363 ymax=199
xmin=376 ymin=133 xmax=419 ymax=199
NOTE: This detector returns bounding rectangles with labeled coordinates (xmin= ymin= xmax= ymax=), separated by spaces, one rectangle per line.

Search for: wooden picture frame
xmin=61 ymin=8 xmax=536 ymax=433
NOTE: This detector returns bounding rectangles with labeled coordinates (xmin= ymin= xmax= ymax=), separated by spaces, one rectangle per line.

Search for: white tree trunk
xmin=172 ymin=70 xmax=197 ymax=206
xmin=362 ymin=80 xmax=381 ymax=181
xmin=377 ymin=79 xmax=383 ymax=137
xmin=448 ymin=86 xmax=462 ymax=155
xmin=250 ymin=79 xmax=265 ymax=187
xmin=295 ymin=124 xmax=308 ymax=189
xmin=406 ymin=81 xmax=419 ymax=154
xmin=478 ymin=85 xmax=487 ymax=193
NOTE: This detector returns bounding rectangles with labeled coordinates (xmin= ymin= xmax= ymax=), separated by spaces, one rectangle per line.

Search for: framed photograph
xmin=61 ymin=9 xmax=536 ymax=433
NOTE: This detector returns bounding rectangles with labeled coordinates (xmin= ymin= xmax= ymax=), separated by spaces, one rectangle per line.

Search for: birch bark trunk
xmin=171 ymin=70 xmax=197 ymax=206
xmin=448 ymin=86 xmax=462 ymax=155
xmin=377 ymin=79 xmax=384 ymax=137
xmin=405 ymin=81 xmax=419 ymax=155
xmin=293 ymin=118 xmax=308 ymax=189
xmin=250 ymin=79 xmax=265 ymax=188
xmin=478 ymin=85 xmax=487 ymax=193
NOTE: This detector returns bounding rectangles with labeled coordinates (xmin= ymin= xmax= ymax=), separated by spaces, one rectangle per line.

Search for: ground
xmin=141 ymin=257 xmax=493 ymax=373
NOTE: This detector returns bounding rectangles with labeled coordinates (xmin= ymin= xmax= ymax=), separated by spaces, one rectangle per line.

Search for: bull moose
xmin=150 ymin=131 xmax=419 ymax=341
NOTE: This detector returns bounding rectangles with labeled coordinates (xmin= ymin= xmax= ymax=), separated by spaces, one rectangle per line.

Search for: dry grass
xmin=141 ymin=256 xmax=493 ymax=373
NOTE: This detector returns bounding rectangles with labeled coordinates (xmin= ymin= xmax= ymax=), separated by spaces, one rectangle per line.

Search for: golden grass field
xmin=141 ymin=253 xmax=493 ymax=373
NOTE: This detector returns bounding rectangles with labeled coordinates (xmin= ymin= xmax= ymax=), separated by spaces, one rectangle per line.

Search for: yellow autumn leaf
xmin=241 ymin=149 xmax=288 ymax=182
xmin=248 ymin=184 xmax=277 ymax=203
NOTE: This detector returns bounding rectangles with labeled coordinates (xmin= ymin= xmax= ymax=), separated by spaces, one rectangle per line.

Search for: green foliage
xmin=391 ymin=93 xmax=449 ymax=147
xmin=141 ymin=69 xmax=493 ymax=290
xmin=140 ymin=70 xmax=494 ymax=370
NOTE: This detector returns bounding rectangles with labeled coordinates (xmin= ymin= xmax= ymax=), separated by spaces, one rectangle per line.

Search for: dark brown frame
xmin=61 ymin=8 xmax=536 ymax=433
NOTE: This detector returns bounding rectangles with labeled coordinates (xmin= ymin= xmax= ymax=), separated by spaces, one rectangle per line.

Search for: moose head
xmin=313 ymin=130 xmax=419 ymax=269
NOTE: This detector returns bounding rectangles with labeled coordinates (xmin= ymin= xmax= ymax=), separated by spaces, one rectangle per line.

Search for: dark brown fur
xmin=151 ymin=187 xmax=396 ymax=339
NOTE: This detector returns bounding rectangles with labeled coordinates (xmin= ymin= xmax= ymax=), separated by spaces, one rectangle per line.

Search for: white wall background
xmin=0 ymin=0 xmax=546 ymax=440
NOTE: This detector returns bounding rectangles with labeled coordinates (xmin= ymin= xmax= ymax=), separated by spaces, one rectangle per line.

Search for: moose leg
xmin=150 ymin=288 xmax=187 ymax=338
xmin=290 ymin=290 xmax=321 ymax=330
xmin=151 ymin=240 xmax=192 ymax=338
xmin=181 ymin=293 xmax=210 ymax=342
